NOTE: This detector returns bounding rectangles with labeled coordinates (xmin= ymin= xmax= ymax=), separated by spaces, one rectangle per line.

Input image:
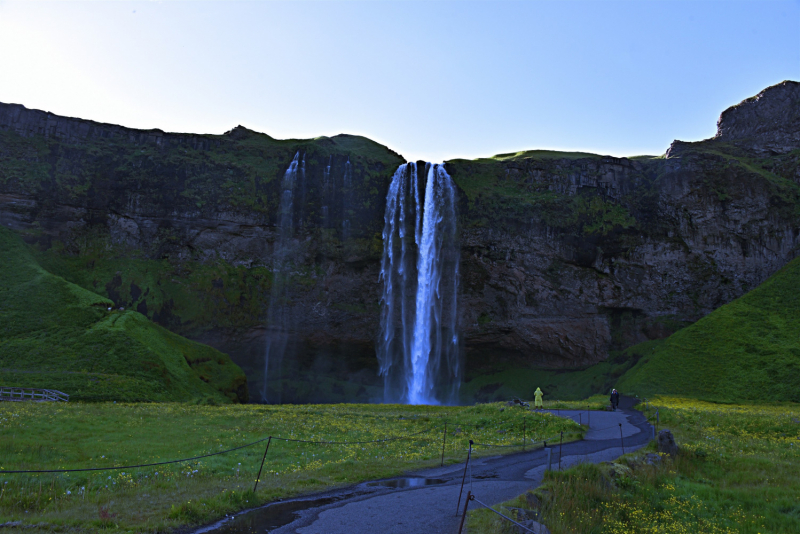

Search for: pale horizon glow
xmin=0 ymin=1 xmax=797 ymax=162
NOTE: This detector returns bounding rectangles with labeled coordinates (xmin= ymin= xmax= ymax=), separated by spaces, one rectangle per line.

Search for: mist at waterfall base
xmin=378 ymin=162 xmax=461 ymax=405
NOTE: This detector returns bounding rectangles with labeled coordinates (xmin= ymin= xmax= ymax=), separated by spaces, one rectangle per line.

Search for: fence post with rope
xmin=441 ymin=422 xmax=447 ymax=467
xmin=457 ymin=491 xmax=474 ymax=534
xmin=253 ymin=436 xmax=272 ymax=493
xmin=455 ymin=440 xmax=473 ymax=515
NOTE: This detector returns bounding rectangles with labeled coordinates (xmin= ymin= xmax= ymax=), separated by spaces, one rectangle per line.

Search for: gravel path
xmin=199 ymin=398 xmax=652 ymax=534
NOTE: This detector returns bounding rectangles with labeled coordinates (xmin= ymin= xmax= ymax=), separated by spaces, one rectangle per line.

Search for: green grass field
xmin=0 ymin=226 xmax=247 ymax=403
xmin=617 ymin=257 xmax=800 ymax=403
xmin=0 ymin=401 xmax=581 ymax=532
xmin=467 ymin=397 xmax=800 ymax=534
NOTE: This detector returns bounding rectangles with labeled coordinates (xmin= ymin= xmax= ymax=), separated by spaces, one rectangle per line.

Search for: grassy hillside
xmin=616 ymin=256 xmax=800 ymax=402
xmin=467 ymin=397 xmax=800 ymax=534
xmin=0 ymin=226 xmax=248 ymax=403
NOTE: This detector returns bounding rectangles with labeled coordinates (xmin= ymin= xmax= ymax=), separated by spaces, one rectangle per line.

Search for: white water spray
xmin=378 ymin=162 xmax=460 ymax=404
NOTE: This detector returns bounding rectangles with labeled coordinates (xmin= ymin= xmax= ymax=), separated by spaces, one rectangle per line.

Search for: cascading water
xmin=262 ymin=152 xmax=303 ymax=403
xmin=377 ymin=162 xmax=460 ymax=405
xmin=341 ymin=158 xmax=352 ymax=240
xmin=321 ymin=156 xmax=332 ymax=228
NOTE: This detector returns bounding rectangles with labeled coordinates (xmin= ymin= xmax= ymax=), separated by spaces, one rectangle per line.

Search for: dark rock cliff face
xmin=1 ymin=81 xmax=798 ymax=402
xmin=714 ymin=80 xmax=800 ymax=155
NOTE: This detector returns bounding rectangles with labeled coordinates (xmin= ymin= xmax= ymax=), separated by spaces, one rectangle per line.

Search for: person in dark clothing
xmin=610 ymin=389 xmax=620 ymax=411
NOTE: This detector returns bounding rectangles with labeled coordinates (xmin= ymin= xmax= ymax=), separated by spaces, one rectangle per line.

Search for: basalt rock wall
xmin=1 ymin=81 xmax=798 ymax=399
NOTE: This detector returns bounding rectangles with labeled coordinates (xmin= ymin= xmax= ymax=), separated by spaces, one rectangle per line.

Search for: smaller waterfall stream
xmin=378 ymin=162 xmax=460 ymax=404
xmin=321 ymin=156 xmax=332 ymax=228
xmin=341 ymin=158 xmax=352 ymax=240
xmin=262 ymin=152 xmax=303 ymax=403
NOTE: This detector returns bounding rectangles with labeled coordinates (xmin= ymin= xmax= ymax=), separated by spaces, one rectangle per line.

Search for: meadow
xmin=0 ymin=400 xmax=581 ymax=532
xmin=466 ymin=397 xmax=800 ymax=534
xmin=0 ymin=226 xmax=247 ymax=404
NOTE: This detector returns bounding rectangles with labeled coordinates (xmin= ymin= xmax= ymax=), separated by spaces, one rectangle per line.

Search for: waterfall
xmin=378 ymin=162 xmax=460 ymax=405
xmin=262 ymin=152 xmax=303 ymax=403
xmin=341 ymin=158 xmax=352 ymax=240
xmin=321 ymin=156 xmax=332 ymax=228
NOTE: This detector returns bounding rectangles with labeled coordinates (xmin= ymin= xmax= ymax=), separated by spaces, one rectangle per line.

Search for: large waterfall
xmin=262 ymin=152 xmax=304 ymax=403
xmin=377 ymin=162 xmax=460 ymax=405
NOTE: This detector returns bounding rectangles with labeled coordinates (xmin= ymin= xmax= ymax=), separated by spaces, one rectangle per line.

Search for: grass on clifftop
xmin=0 ymin=225 xmax=247 ymax=403
xmin=467 ymin=397 xmax=800 ymax=534
xmin=487 ymin=149 xmax=604 ymax=161
xmin=616 ymin=256 xmax=800 ymax=403
xmin=0 ymin=401 xmax=581 ymax=532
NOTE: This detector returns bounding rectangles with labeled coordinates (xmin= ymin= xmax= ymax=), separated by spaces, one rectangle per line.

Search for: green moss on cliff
xmin=0 ymin=226 xmax=248 ymax=403
xmin=0 ymin=123 xmax=404 ymax=235
xmin=446 ymin=152 xmax=641 ymax=237
xmin=616 ymin=256 xmax=800 ymax=402
xmin=35 ymin=243 xmax=273 ymax=335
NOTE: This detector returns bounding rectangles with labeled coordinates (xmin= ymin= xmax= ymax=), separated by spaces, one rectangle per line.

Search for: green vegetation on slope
xmin=28 ymin=226 xmax=383 ymax=339
xmin=616 ymin=256 xmax=800 ymax=403
xmin=0 ymin=401 xmax=581 ymax=532
xmin=0 ymin=226 xmax=248 ymax=403
xmin=489 ymin=149 xmax=605 ymax=161
xmin=467 ymin=397 xmax=800 ymax=534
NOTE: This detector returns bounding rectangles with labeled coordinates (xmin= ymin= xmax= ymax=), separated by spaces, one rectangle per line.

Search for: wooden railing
xmin=0 ymin=387 xmax=69 ymax=402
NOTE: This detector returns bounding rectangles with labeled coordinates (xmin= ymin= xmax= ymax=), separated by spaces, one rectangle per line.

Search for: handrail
xmin=0 ymin=387 xmax=69 ymax=402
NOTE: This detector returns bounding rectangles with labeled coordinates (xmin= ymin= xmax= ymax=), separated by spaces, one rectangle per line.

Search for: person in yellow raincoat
xmin=534 ymin=387 xmax=543 ymax=409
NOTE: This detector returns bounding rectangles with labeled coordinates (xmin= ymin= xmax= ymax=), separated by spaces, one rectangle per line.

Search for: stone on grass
xmin=645 ymin=453 xmax=662 ymax=466
xmin=516 ymin=519 xmax=550 ymax=534
xmin=524 ymin=491 xmax=540 ymax=509
xmin=658 ymin=430 xmax=679 ymax=456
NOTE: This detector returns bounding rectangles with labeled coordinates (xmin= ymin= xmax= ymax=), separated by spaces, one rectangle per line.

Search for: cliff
xmin=1 ymin=81 xmax=798 ymax=402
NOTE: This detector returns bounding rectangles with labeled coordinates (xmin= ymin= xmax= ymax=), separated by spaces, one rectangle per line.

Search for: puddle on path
xmin=366 ymin=477 xmax=448 ymax=489
xmin=195 ymin=493 xmax=359 ymax=534
xmin=196 ymin=478 xmax=449 ymax=532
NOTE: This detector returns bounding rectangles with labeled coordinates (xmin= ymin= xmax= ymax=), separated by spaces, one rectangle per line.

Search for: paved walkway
xmin=199 ymin=398 xmax=652 ymax=534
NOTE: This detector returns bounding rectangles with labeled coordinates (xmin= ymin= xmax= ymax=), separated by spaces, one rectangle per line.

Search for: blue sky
xmin=0 ymin=1 xmax=797 ymax=162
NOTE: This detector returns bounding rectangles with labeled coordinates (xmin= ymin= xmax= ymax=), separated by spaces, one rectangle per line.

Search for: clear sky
xmin=0 ymin=1 xmax=797 ymax=162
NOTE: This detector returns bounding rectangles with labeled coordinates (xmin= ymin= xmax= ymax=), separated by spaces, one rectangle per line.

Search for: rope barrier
xmin=271 ymin=424 xmax=438 ymax=445
xmin=471 ymin=495 xmax=539 ymax=533
xmin=0 ymin=437 xmax=271 ymax=474
xmin=0 ymin=424 xmax=440 ymax=474
xmin=471 ymin=434 xmax=561 ymax=449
